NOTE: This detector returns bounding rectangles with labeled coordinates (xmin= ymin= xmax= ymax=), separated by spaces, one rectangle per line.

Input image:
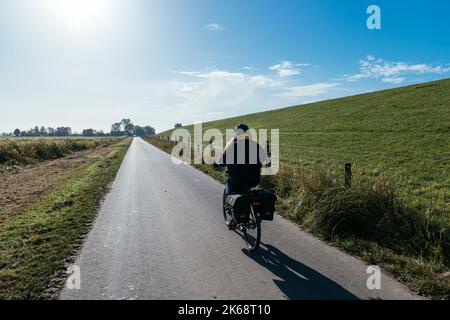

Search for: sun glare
xmin=45 ymin=0 xmax=110 ymax=31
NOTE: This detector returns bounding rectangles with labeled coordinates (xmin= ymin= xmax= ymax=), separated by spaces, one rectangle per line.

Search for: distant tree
xmin=144 ymin=126 xmax=155 ymax=136
xmin=120 ymin=119 xmax=135 ymax=136
xmin=110 ymin=119 xmax=155 ymax=137
xmin=125 ymin=123 xmax=135 ymax=136
xmin=10 ymin=125 xmax=111 ymax=137
xmin=82 ymin=129 xmax=95 ymax=136
xmin=32 ymin=126 xmax=40 ymax=136
xmin=134 ymin=126 xmax=145 ymax=137
xmin=111 ymin=122 xmax=122 ymax=136
xmin=121 ymin=119 xmax=130 ymax=131
xmin=56 ymin=127 xmax=71 ymax=136
xmin=174 ymin=123 xmax=182 ymax=128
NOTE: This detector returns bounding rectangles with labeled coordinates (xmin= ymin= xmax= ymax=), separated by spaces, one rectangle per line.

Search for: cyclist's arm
xmin=215 ymin=139 xmax=233 ymax=167
xmin=258 ymin=144 xmax=272 ymax=168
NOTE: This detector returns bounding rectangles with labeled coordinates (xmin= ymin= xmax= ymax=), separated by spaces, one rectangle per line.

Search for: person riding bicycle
xmin=213 ymin=124 xmax=271 ymax=199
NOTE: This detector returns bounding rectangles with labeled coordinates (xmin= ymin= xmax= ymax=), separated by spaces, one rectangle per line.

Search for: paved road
xmin=61 ymin=138 xmax=420 ymax=300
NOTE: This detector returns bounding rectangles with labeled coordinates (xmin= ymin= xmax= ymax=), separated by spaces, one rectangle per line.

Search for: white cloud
xmin=381 ymin=77 xmax=406 ymax=84
xmin=173 ymin=81 xmax=203 ymax=97
xmin=269 ymin=61 xmax=310 ymax=77
xmin=206 ymin=23 xmax=224 ymax=31
xmin=175 ymin=71 xmax=203 ymax=77
xmin=169 ymin=71 xmax=276 ymax=120
xmin=159 ymin=66 xmax=341 ymax=126
xmin=279 ymin=82 xmax=339 ymax=98
xmin=174 ymin=70 xmax=277 ymax=86
xmin=347 ymin=55 xmax=450 ymax=83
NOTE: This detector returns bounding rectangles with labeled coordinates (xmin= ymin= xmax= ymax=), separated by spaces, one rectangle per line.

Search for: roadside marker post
xmin=345 ymin=163 xmax=352 ymax=188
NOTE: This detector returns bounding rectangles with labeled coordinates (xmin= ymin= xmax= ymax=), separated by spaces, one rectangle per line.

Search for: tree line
xmin=7 ymin=119 xmax=155 ymax=137
xmin=12 ymin=126 xmax=75 ymax=137
xmin=110 ymin=119 xmax=155 ymax=137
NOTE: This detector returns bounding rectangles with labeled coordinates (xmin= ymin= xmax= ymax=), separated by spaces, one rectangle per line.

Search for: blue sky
xmin=0 ymin=0 xmax=449 ymax=133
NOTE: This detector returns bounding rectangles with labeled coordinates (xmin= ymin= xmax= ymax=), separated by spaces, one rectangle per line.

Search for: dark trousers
xmin=225 ymin=176 xmax=260 ymax=196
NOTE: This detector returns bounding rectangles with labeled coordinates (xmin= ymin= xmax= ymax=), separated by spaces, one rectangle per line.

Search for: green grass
xmin=150 ymin=78 xmax=450 ymax=299
xmin=159 ymin=79 xmax=450 ymax=214
xmin=0 ymin=138 xmax=131 ymax=299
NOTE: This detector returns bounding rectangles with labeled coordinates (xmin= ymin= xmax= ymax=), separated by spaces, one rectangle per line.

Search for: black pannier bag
xmin=252 ymin=189 xmax=277 ymax=221
xmin=226 ymin=194 xmax=251 ymax=224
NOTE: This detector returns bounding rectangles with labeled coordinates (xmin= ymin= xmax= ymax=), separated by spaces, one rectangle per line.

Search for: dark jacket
xmin=217 ymin=134 xmax=270 ymax=188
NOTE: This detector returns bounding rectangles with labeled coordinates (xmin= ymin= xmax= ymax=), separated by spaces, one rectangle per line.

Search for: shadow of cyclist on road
xmin=241 ymin=242 xmax=359 ymax=300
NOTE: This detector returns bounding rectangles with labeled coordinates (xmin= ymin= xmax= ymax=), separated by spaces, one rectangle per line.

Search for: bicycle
xmin=222 ymin=187 xmax=263 ymax=252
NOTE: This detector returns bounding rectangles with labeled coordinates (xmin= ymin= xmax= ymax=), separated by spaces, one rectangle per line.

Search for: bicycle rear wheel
xmin=243 ymin=206 xmax=261 ymax=252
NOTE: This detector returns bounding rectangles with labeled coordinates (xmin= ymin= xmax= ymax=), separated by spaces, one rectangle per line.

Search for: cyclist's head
xmin=234 ymin=123 xmax=249 ymax=136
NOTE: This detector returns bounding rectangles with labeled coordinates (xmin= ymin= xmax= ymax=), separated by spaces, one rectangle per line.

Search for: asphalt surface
xmin=61 ymin=138 xmax=420 ymax=300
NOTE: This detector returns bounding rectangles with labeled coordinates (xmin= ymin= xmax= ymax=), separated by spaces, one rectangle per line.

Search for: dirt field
xmin=0 ymin=145 xmax=112 ymax=224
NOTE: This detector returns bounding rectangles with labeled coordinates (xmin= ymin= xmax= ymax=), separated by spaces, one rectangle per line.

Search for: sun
xmin=45 ymin=0 xmax=110 ymax=32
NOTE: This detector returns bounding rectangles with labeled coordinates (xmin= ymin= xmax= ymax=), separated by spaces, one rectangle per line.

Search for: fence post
xmin=345 ymin=163 xmax=352 ymax=188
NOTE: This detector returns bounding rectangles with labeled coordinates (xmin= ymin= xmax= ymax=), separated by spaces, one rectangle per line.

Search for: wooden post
xmin=345 ymin=163 xmax=352 ymax=188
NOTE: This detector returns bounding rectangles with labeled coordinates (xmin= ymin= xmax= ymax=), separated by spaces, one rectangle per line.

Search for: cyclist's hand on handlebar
xmin=262 ymin=160 xmax=272 ymax=168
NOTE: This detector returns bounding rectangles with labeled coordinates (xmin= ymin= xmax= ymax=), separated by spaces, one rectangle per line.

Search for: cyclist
xmin=214 ymin=124 xmax=271 ymax=226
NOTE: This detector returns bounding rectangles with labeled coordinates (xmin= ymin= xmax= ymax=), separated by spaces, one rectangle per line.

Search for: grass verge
xmin=0 ymin=138 xmax=131 ymax=299
xmin=143 ymin=136 xmax=449 ymax=299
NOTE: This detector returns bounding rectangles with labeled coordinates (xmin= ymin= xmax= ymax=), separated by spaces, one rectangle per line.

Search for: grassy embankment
xmin=0 ymin=138 xmax=131 ymax=299
xmin=145 ymin=79 xmax=450 ymax=299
